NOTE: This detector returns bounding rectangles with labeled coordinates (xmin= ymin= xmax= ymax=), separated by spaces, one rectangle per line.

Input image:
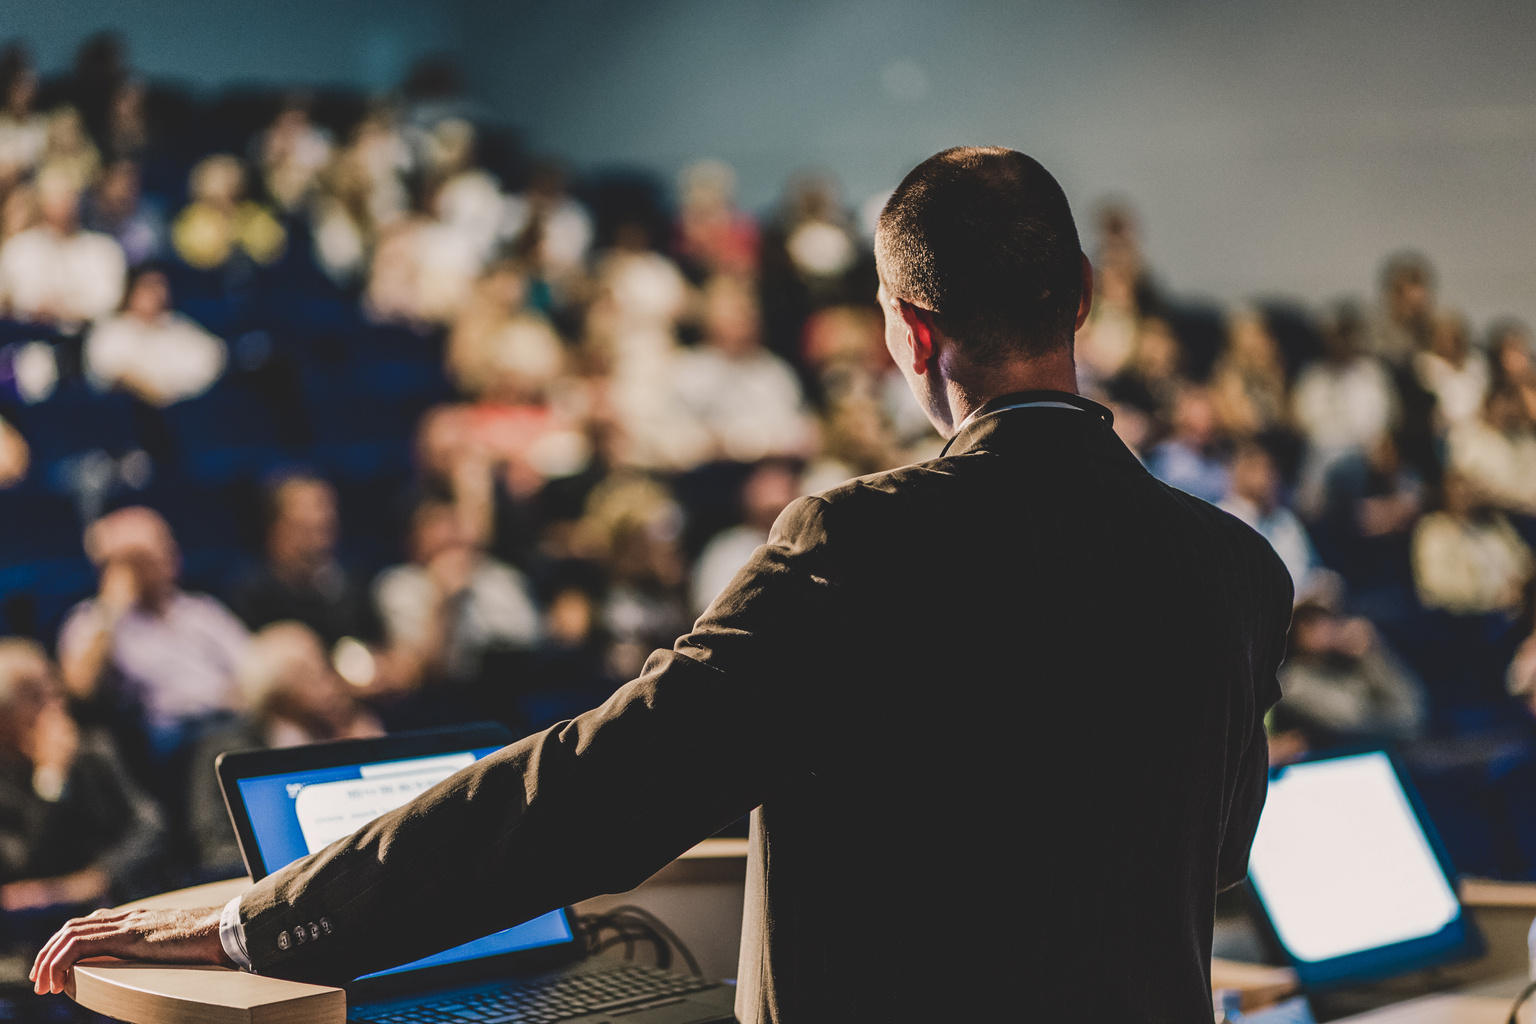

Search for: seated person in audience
xmin=83 ymin=158 xmax=165 ymax=267
xmin=571 ymin=474 xmax=691 ymax=681
xmin=42 ymin=106 xmax=101 ymax=191
xmin=58 ymin=507 xmax=248 ymax=761
xmin=1366 ymin=251 xmax=1435 ymax=369
xmin=0 ymin=414 xmax=27 ymax=488
xmin=1291 ymin=302 xmax=1400 ymax=516
xmin=229 ymin=473 xmax=381 ymax=649
xmin=1270 ymin=601 xmax=1425 ymax=751
xmin=502 ymin=161 xmax=593 ymax=295
xmin=1111 ymin=315 xmax=1187 ymax=423
xmin=691 ymin=460 xmax=799 ymax=618
xmin=189 ymin=622 xmax=383 ymax=878
xmin=1414 ymin=310 xmax=1489 ymax=433
xmin=1218 ymin=442 xmax=1323 ymax=598
xmin=1489 ymin=319 xmax=1536 ymax=423
xmin=1210 ymin=309 xmax=1288 ymax=437
xmin=259 ymin=100 xmax=333 ymax=214
xmin=374 ymin=497 xmax=541 ymax=689
xmin=0 ymin=638 xmax=164 ymax=911
xmin=1145 ymin=386 xmax=1229 ymax=504
xmin=1412 ymin=470 xmax=1534 ymax=616
xmin=171 ymin=154 xmax=286 ymax=271
xmin=1447 ymin=385 xmax=1536 ymax=518
xmin=83 ymin=264 xmax=226 ymax=405
xmin=672 ymin=159 xmax=758 ymax=278
xmin=0 ymin=165 xmax=126 ymax=327
xmin=0 ymin=45 xmax=48 ymax=186
xmin=447 ymin=260 xmax=567 ymax=400
xmin=671 ymin=274 xmax=817 ymax=465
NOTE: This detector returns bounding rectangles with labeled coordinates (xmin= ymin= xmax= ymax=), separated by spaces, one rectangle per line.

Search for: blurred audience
xmin=1271 ymin=602 xmax=1425 ymax=749
xmin=671 ymin=274 xmax=816 ymax=464
xmin=84 ymin=264 xmax=226 ymax=405
xmin=374 ymin=497 xmax=540 ymax=688
xmin=1411 ymin=471 xmax=1533 ymax=617
xmin=229 ymin=473 xmax=381 ymax=648
xmin=1145 ymin=386 xmax=1229 ymax=503
xmin=0 ymin=414 xmax=28 ymax=488
xmin=1218 ymin=442 xmax=1322 ymax=597
xmin=0 ymin=165 xmax=125 ymax=326
xmin=57 ymin=507 xmax=248 ymax=761
xmin=0 ymin=45 xmax=47 ymax=185
xmin=171 ymin=154 xmax=285 ymax=271
xmin=83 ymin=158 xmax=165 ymax=266
xmin=0 ymin=638 xmax=163 ymax=910
xmin=188 ymin=622 xmax=382 ymax=876
xmin=1367 ymin=251 xmax=1435 ymax=368
xmin=690 ymin=460 xmax=799 ymax=617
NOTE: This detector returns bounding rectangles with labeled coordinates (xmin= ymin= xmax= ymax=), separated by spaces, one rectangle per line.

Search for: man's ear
xmin=1075 ymin=253 xmax=1094 ymax=332
xmin=896 ymin=298 xmax=940 ymax=376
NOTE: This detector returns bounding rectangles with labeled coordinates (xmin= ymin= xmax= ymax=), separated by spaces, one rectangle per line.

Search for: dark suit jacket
xmin=237 ymin=393 xmax=1292 ymax=1023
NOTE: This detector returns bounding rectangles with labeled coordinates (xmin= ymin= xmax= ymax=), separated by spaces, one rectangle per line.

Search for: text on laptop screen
xmin=1246 ymin=750 xmax=1459 ymax=963
xmin=237 ymin=747 xmax=574 ymax=979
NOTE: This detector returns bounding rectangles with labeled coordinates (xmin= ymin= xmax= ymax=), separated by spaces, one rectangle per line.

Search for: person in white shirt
xmin=690 ymin=460 xmax=799 ymax=617
xmin=1447 ymin=386 xmax=1536 ymax=518
xmin=373 ymin=497 xmax=541 ymax=687
xmin=0 ymin=167 xmax=126 ymax=328
xmin=1414 ymin=311 xmax=1490 ymax=433
xmin=84 ymin=265 xmax=226 ymax=406
xmin=1412 ymin=470 xmax=1533 ymax=617
xmin=1218 ymin=442 xmax=1322 ymax=599
xmin=671 ymin=275 xmax=816 ymax=465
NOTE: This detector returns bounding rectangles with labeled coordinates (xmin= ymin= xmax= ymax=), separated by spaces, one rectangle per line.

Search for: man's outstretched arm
xmin=34 ymin=495 xmax=843 ymax=991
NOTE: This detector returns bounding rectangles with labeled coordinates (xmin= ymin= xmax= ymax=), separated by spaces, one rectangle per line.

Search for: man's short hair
xmin=876 ymin=146 xmax=1082 ymax=362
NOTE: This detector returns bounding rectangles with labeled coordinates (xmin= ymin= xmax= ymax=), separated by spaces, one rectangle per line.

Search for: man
xmin=33 ymin=148 xmax=1292 ymax=1021
xmin=228 ymin=473 xmax=380 ymax=649
xmin=57 ymin=506 xmax=248 ymax=762
xmin=0 ymin=638 xmax=163 ymax=911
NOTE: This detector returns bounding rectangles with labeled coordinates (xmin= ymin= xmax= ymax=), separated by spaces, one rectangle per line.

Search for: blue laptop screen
xmin=236 ymin=747 xmax=574 ymax=980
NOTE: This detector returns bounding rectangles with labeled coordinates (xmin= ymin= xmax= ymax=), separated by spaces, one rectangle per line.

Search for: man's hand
xmin=30 ymin=906 xmax=232 ymax=995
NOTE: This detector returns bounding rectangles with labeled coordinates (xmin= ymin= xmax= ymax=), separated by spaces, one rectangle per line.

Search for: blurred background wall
xmin=9 ymin=0 xmax=1536 ymax=323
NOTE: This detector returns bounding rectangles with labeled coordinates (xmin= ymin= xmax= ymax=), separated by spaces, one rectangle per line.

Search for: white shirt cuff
xmin=219 ymin=895 xmax=253 ymax=971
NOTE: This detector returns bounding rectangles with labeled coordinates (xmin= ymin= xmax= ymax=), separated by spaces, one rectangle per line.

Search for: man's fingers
xmin=32 ymin=918 xmax=138 ymax=994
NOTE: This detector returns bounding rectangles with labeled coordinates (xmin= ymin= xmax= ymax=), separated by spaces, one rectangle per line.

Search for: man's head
xmin=1381 ymin=251 xmax=1435 ymax=326
xmin=37 ymin=167 xmax=81 ymax=235
xmin=0 ymin=638 xmax=60 ymax=752
xmin=237 ymin=622 xmax=353 ymax=732
xmin=265 ymin=473 xmax=339 ymax=580
xmin=1228 ymin=442 xmax=1281 ymax=513
xmin=875 ymin=147 xmax=1088 ymax=432
xmin=84 ymin=506 xmax=180 ymax=610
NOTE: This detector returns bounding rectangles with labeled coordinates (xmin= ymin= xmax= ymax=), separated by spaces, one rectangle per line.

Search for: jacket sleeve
xmin=238 ymin=496 xmax=843 ymax=984
xmin=1216 ymin=555 xmax=1293 ymax=892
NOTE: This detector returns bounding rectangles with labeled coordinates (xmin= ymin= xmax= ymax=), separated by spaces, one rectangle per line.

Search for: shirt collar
xmin=939 ymin=391 xmax=1115 ymax=457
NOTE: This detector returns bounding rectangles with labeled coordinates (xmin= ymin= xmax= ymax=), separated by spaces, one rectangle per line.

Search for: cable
xmin=572 ymin=906 xmax=702 ymax=978
xmin=1507 ymin=978 xmax=1536 ymax=1024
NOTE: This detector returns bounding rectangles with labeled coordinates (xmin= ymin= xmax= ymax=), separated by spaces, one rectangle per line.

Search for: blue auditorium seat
xmin=0 ymin=491 xmax=84 ymax=562
xmin=160 ymin=381 xmax=291 ymax=484
xmin=11 ymin=382 xmax=141 ymax=470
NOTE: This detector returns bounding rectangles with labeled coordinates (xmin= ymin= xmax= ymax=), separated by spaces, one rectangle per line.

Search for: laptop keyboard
xmin=352 ymin=964 xmax=719 ymax=1024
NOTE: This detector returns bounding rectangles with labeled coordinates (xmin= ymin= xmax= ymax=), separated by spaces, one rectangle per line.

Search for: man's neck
xmin=938 ymin=349 xmax=1079 ymax=437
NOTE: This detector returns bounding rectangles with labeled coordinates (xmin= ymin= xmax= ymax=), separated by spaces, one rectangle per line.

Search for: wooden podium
xmin=64 ymin=839 xmax=752 ymax=1024
xmin=66 ymin=878 xmax=346 ymax=1024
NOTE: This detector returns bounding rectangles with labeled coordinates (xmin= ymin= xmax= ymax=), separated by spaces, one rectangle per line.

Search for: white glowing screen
xmin=1248 ymin=751 xmax=1459 ymax=963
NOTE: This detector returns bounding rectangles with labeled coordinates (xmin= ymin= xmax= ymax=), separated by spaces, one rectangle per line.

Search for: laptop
xmin=216 ymin=724 xmax=737 ymax=1024
xmin=1241 ymin=747 xmax=1483 ymax=1017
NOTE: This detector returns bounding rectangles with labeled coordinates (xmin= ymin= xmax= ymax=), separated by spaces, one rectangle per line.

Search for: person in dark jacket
xmin=34 ymin=148 xmax=1291 ymax=1023
xmin=0 ymin=638 xmax=163 ymax=912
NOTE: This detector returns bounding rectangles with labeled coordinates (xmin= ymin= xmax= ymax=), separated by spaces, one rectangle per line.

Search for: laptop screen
xmin=1245 ymin=749 xmax=1477 ymax=988
xmin=235 ymin=745 xmax=575 ymax=980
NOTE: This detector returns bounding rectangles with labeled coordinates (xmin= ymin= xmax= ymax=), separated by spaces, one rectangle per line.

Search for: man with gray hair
xmin=0 ymin=638 xmax=163 ymax=913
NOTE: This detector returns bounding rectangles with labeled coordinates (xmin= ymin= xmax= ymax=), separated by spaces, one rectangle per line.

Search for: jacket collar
xmin=940 ymin=390 xmax=1117 ymax=458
